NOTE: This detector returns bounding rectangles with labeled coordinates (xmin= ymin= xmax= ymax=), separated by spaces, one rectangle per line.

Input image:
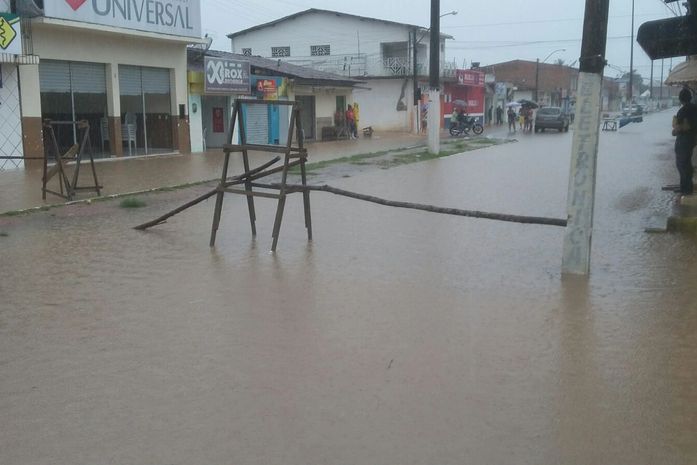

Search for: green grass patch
xmin=119 ymin=197 xmax=147 ymax=209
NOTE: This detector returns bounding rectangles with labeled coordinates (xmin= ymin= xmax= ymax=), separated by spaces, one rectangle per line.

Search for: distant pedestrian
xmin=346 ymin=105 xmax=357 ymax=139
xmin=518 ymin=108 xmax=525 ymax=131
xmin=507 ymin=107 xmax=516 ymax=133
xmin=496 ymin=105 xmax=504 ymax=125
xmin=487 ymin=106 xmax=493 ymax=126
xmin=524 ymin=107 xmax=533 ymax=133
xmin=672 ymin=88 xmax=697 ymax=196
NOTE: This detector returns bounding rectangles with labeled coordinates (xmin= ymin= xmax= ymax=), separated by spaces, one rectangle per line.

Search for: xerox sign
xmin=204 ymin=56 xmax=250 ymax=94
xmin=44 ymin=0 xmax=201 ymax=38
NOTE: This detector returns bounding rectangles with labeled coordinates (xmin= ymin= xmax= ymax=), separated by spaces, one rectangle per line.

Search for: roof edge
xmin=227 ymin=8 xmax=453 ymax=40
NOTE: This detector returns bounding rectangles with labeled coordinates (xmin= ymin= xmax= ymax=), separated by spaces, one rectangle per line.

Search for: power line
xmin=448 ymin=35 xmax=632 ymax=50
xmin=442 ymin=13 xmax=657 ymax=29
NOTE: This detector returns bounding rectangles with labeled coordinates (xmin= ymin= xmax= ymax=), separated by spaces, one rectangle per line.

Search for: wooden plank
xmin=222 ymin=188 xmax=282 ymax=199
xmin=223 ymin=144 xmax=306 ymax=154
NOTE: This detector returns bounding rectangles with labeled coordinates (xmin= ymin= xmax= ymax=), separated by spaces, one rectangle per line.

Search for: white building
xmin=228 ymin=8 xmax=452 ymax=133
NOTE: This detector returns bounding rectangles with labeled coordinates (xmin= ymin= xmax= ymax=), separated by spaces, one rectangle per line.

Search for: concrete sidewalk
xmin=0 ymin=132 xmax=429 ymax=214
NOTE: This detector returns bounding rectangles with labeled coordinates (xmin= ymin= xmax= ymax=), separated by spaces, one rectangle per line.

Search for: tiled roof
xmin=188 ymin=49 xmax=359 ymax=87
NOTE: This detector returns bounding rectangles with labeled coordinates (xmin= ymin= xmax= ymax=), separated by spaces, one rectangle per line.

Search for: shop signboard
xmin=495 ymin=82 xmax=507 ymax=97
xmin=456 ymin=69 xmax=485 ymax=87
xmin=204 ymin=56 xmax=250 ymax=95
xmin=44 ymin=0 xmax=202 ymax=38
xmin=0 ymin=13 xmax=22 ymax=55
xmin=252 ymin=76 xmax=288 ymax=100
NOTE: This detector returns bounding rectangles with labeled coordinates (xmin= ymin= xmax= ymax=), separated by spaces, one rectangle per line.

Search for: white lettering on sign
xmin=44 ymin=0 xmax=202 ymax=38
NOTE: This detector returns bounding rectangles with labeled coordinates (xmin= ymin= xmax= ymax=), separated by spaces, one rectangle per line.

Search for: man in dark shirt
xmin=673 ymin=88 xmax=697 ymax=195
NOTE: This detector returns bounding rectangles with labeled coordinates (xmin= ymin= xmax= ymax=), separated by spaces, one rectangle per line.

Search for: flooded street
xmin=1 ymin=111 xmax=696 ymax=464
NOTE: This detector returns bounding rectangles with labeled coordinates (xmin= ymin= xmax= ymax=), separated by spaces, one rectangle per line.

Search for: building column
xmin=18 ymin=64 xmax=43 ymax=166
xmin=105 ymin=63 xmax=123 ymax=156
xmin=171 ymin=65 xmax=191 ymax=154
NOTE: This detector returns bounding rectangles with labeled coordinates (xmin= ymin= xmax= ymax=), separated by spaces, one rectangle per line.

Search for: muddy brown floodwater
xmin=1 ymin=111 xmax=696 ymax=465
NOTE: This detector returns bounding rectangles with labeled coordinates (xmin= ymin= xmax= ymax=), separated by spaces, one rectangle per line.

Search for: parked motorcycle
xmin=449 ymin=116 xmax=484 ymax=136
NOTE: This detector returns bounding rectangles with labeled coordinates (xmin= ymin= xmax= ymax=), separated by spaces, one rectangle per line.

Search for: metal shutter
xmin=142 ymin=67 xmax=170 ymax=94
xmin=245 ymin=104 xmax=268 ymax=144
xmin=70 ymin=62 xmax=106 ymax=94
xmin=39 ymin=60 xmax=70 ymax=92
xmin=119 ymin=65 xmax=142 ymax=96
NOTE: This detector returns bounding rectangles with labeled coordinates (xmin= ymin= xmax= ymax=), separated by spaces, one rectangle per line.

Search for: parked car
xmin=621 ymin=105 xmax=644 ymax=116
xmin=534 ymin=107 xmax=569 ymax=132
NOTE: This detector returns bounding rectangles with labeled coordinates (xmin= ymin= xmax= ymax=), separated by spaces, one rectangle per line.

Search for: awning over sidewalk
xmin=665 ymin=56 xmax=697 ymax=86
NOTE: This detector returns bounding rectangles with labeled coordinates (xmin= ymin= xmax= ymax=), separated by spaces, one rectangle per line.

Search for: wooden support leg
xmin=271 ymin=152 xmax=291 ymax=251
xmin=270 ymin=193 xmax=287 ymax=252
xmin=242 ymin=150 xmax=257 ymax=236
xmin=209 ymin=152 xmax=231 ymax=247
xmin=42 ymin=150 xmax=48 ymax=200
xmin=300 ymin=157 xmax=313 ymax=241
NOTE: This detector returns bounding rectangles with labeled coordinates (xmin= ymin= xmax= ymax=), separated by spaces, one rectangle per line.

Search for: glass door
xmin=39 ymin=60 xmax=108 ymax=157
xmin=119 ymin=65 xmax=173 ymax=156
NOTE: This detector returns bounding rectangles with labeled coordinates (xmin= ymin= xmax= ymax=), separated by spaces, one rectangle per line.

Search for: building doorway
xmin=39 ymin=60 xmax=108 ymax=157
xmin=119 ymin=65 xmax=173 ymax=156
xmin=201 ymin=96 xmax=229 ymax=148
xmin=296 ymin=95 xmax=315 ymax=140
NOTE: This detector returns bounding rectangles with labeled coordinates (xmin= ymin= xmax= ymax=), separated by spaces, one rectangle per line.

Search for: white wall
xmin=352 ymin=79 xmax=413 ymax=131
xmin=232 ymin=12 xmax=408 ymax=58
xmin=189 ymin=94 xmax=203 ymax=152
xmin=229 ymin=11 xmax=437 ymax=78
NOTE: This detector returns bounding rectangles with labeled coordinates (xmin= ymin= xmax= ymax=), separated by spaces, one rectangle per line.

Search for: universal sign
xmin=44 ymin=0 xmax=202 ymax=38
xmin=204 ymin=56 xmax=250 ymax=94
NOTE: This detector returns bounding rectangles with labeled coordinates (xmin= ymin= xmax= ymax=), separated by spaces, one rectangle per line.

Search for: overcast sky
xmin=200 ymin=0 xmax=685 ymax=82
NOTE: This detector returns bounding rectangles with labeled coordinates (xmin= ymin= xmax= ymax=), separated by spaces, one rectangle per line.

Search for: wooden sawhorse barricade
xmin=42 ymin=120 xmax=102 ymax=201
xmin=136 ymin=100 xmax=312 ymax=252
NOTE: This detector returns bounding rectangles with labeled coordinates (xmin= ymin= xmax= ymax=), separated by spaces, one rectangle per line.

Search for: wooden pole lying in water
xmin=257 ymin=183 xmax=568 ymax=227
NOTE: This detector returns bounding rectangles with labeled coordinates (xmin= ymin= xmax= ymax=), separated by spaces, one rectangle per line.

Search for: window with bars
xmin=242 ymin=48 xmax=252 ymax=56
xmin=310 ymin=45 xmax=330 ymax=56
xmin=271 ymin=46 xmax=290 ymax=57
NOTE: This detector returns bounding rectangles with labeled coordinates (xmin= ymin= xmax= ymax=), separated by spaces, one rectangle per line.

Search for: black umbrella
xmin=452 ymin=99 xmax=467 ymax=109
xmin=518 ymin=99 xmax=539 ymax=109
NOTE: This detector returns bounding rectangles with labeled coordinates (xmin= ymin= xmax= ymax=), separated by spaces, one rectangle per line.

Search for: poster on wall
xmin=205 ymin=56 xmax=250 ymax=94
xmin=212 ymin=107 xmax=224 ymax=133
xmin=44 ymin=0 xmax=202 ymax=38
xmin=456 ymin=69 xmax=485 ymax=87
xmin=251 ymin=76 xmax=288 ymax=100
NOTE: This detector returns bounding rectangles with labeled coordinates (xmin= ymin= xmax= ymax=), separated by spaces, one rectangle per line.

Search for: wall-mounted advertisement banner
xmin=0 ymin=13 xmax=22 ymax=55
xmin=456 ymin=69 xmax=485 ymax=87
xmin=44 ymin=0 xmax=202 ymax=38
xmin=204 ymin=56 xmax=250 ymax=94
xmin=251 ymin=76 xmax=288 ymax=100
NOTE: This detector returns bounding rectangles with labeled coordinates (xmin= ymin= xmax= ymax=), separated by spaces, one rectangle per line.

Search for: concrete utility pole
xmin=628 ymin=0 xmax=635 ymax=103
xmin=650 ymin=60 xmax=654 ymax=104
xmin=561 ymin=0 xmax=610 ymax=276
xmin=412 ymin=28 xmax=419 ymax=134
xmin=428 ymin=0 xmax=441 ymax=155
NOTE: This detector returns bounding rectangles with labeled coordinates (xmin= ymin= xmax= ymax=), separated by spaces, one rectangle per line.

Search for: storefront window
xmin=119 ymin=65 xmax=172 ymax=156
xmin=39 ymin=60 xmax=108 ymax=157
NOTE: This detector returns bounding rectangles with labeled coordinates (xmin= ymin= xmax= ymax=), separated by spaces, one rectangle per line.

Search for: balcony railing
xmin=285 ymin=53 xmax=455 ymax=79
